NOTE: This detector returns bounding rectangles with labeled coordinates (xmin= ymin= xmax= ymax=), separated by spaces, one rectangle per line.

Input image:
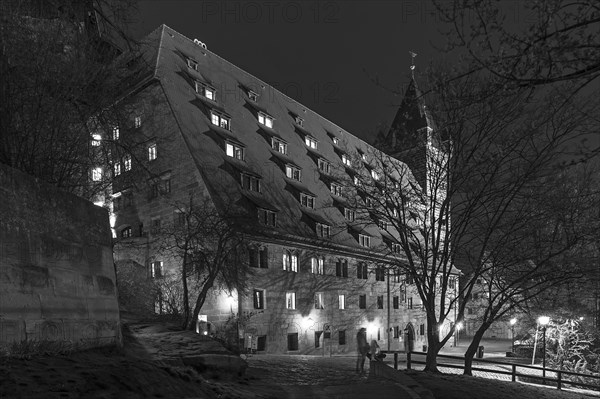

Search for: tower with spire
xmin=375 ymin=52 xmax=442 ymax=193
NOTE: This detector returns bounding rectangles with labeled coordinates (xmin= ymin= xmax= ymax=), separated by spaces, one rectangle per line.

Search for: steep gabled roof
xmin=142 ymin=25 xmax=415 ymax=257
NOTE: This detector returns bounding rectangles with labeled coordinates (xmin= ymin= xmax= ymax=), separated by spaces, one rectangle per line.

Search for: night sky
xmin=132 ymin=1 xmax=447 ymax=143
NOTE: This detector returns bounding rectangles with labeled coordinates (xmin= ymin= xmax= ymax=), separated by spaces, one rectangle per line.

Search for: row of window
xmin=90 ymin=117 xmax=142 ymax=147
xmin=253 ymin=289 xmax=420 ymax=311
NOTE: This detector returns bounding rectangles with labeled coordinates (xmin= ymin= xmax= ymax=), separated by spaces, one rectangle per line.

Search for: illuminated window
xmin=285 ymin=165 xmax=301 ymax=181
xmin=112 ymin=126 xmax=120 ymax=140
xmin=311 ymin=257 xmax=324 ymax=275
xmin=300 ymin=193 xmax=315 ymax=209
xmin=285 ymin=292 xmax=296 ymax=309
xmin=353 ymin=175 xmax=360 ymax=185
xmin=187 ymin=58 xmax=198 ymax=70
xmin=113 ymin=163 xmax=122 ymax=177
xmin=377 ymin=295 xmax=384 ymax=309
xmin=148 ymin=143 xmax=157 ymax=161
xmin=314 ymin=292 xmax=324 ymax=309
xmin=258 ymin=208 xmax=276 ymax=227
xmin=362 ymin=153 xmax=367 ymax=161
xmin=241 ymin=173 xmax=260 ymax=192
xmin=124 ymin=156 xmax=132 ymax=171
xmin=408 ymin=297 xmax=413 ymax=309
xmin=318 ymin=158 xmax=330 ymax=174
xmin=195 ymin=81 xmax=216 ymax=100
xmin=335 ymin=259 xmax=348 ymax=277
xmin=332 ymin=136 xmax=339 ymax=145
xmin=304 ymin=135 xmax=318 ymax=149
xmin=283 ymin=251 xmax=298 ymax=272
xmin=371 ymin=169 xmax=380 ymax=180
xmin=91 ymin=134 xmax=101 ymax=146
xmin=359 ymin=234 xmax=371 ymax=248
xmin=357 ymin=262 xmax=368 ymax=279
xmin=271 ymin=138 xmax=287 ymax=154
xmin=120 ymin=226 xmax=132 ymax=238
xmin=359 ymin=294 xmax=366 ymax=309
xmin=225 ymin=142 xmax=244 ymax=160
xmin=338 ymin=294 xmax=345 ymax=310
xmin=344 ymin=208 xmax=355 ymax=221
xmin=151 ymin=261 xmax=163 ymax=278
xmin=316 ymin=223 xmax=330 ymax=238
xmin=341 ymin=154 xmax=351 ymax=167
xmin=211 ymin=111 xmax=230 ymax=130
xmin=92 ymin=167 xmax=102 ymax=181
xmin=258 ymin=112 xmax=274 ymax=128
xmin=253 ymin=289 xmax=265 ymax=309
xmin=134 ymin=115 xmax=142 ymax=128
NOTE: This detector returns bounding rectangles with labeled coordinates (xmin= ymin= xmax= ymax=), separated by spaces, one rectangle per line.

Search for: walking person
xmin=356 ymin=327 xmax=369 ymax=373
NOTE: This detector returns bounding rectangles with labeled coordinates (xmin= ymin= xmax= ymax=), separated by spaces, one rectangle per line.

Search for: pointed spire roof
xmin=376 ymin=76 xmax=435 ymax=155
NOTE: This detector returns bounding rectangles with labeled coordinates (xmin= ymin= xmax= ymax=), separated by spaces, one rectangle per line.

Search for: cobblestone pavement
xmin=241 ymin=354 xmax=420 ymax=399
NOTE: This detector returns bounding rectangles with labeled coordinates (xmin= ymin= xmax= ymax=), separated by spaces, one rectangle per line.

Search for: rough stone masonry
xmin=0 ymin=164 xmax=120 ymax=348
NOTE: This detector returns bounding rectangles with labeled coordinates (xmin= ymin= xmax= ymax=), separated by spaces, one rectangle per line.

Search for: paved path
xmin=242 ymin=354 xmax=425 ymax=398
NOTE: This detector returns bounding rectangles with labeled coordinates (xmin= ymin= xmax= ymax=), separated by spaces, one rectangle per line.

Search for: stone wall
xmin=0 ymin=164 xmax=120 ymax=348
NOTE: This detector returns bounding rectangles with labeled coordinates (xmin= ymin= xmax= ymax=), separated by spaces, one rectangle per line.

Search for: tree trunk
xmin=424 ymin=315 xmax=442 ymax=372
xmin=181 ymin=250 xmax=190 ymax=329
xmin=464 ymin=325 xmax=488 ymax=375
xmin=186 ymin=279 xmax=215 ymax=330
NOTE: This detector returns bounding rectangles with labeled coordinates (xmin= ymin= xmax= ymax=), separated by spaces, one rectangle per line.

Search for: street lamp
xmin=455 ymin=322 xmax=463 ymax=347
xmin=510 ymin=318 xmax=517 ymax=354
xmin=538 ymin=316 xmax=550 ymax=384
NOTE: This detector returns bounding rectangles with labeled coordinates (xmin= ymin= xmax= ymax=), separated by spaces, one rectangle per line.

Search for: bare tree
xmin=434 ymin=0 xmax=600 ymax=90
xmin=0 ymin=0 xmax=143 ymax=198
xmin=156 ymin=196 xmax=253 ymax=330
xmin=341 ymin=63 xmax=600 ymax=372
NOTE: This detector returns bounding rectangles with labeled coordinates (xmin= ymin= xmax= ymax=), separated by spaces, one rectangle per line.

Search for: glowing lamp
xmin=538 ymin=316 xmax=550 ymax=326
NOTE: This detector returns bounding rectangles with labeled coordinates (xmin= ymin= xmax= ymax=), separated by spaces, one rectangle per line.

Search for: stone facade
xmin=0 ymin=164 xmax=120 ymax=348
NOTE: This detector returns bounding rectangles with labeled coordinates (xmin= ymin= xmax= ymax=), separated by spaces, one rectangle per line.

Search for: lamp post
xmin=455 ymin=322 xmax=463 ymax=347
xmin=538 ymin=316 xmax=550 ymax=384
xmin=510 ymin=318 xmax=517 ymax=354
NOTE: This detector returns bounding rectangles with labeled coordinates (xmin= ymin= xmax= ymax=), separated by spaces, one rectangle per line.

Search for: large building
xmin=100 ymin=25 xmax=455 ymax=355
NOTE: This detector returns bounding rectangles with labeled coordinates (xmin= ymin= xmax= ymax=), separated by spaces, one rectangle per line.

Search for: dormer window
xmin=248 ymin=90 xmax=258 ymax=102
xmin=187 ymin=58 xmax=198 ymax=70
xmin=92 ymin=167 xmax=102 ymax=181
xmin=134 ymin=115 xmax=142 ymax=128
xmin=295 ymin=116 xmax=304 ymax=127
xmin=124 ymin=155 xmax=132 ymax=171
xmin=285 ymin=165 xmax=301 ymax=181
xmin=258 ymin=208 xmax=276 ymax=227
xmin=241 ymin=173 xmax=260 ymax=192
xmin=342 ymin=154 xmax=351 ymax=167
xmin=195 ymin=81 xmax=216 ymax=101
xmin=300 ymin=193 xmax=315 ymax=209
xmin=304 ymin=135 xmax=318 ymax=149
xmin=330 ymin=183 xmax=342 ymax=196
xmin=316 ymin=223 xmax=330 ymax=238
xmin=379 ymin=220 xmax=388 ymax=230
xmin=344 ymin=208 xmax=355 ymax=221
xmin=332 ymin=137 xmax=339 ymax=145
xmin=258 ymin=112 xmax=274 ymax=128
xmin=359 ymin=234 xmax=371 ymax=248
xmin=211 ymin=110 xmax=230 ymax=130
xmin=361 ymin=153 xmax=367 ymax=161
xmin=371 ymin=170 xmax=380 ymax=181
xmin=112 ymin=126 xmax=120 ymax=140
xmin=225 ymin=141 xmax=244 ymax=160
xmin=272 ymin=137 xmax=287 ymax=154
xmin=318 ymin=158 xmax=330 ymax=174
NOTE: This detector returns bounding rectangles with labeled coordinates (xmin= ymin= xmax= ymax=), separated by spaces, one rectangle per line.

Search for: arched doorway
xmin=404 ymin=323 xmax=416 ymax=353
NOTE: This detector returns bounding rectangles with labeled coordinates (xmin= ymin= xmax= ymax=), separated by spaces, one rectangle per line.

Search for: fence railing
xmin=390 ymin=351 xmax=600 ymax=391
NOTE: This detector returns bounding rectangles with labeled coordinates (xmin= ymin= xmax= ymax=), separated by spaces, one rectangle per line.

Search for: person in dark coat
xmin=356 ymin=327 xmax=369 ymax=373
